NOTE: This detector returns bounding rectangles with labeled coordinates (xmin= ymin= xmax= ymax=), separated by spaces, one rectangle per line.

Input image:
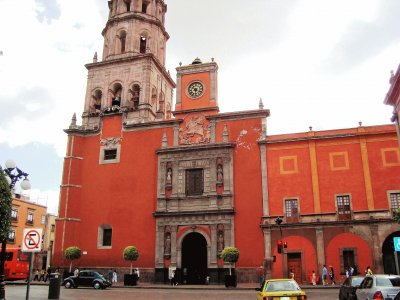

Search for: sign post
xmin=393 ymin=237 xmax=400 ymax=275
xmin=22 ymin=228 xmax=43 ymax=300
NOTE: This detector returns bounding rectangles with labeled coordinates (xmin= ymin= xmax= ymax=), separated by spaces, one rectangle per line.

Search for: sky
xmin=0 ymin=0 xmax=399 ymax=215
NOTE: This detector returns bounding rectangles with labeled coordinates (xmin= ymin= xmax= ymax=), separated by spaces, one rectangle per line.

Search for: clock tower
xmin=173 ymin=58 xmax=219 ymax=119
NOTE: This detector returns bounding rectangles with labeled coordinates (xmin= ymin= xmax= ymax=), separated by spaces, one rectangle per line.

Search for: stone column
xmin=315 ymin=226 xmax=325 ymax=277
xmin=210 ymin=224 xmax=218 ymax=267
xmin=171 ymin=225 xmax=178 ymax=267
xmin=260 ymin=144 xmax=269 ymax=216
xmin=263 ymin=229 xmax=273 ymax=279
xmin=370 ymin=224 xmax=383 ymax=273
xmin=155 ymin=224 xmax=165 ymax=268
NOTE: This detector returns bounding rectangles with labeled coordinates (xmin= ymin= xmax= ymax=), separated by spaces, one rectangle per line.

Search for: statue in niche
xmin=112 ymin=88 xmax=122 ymax=106
xmin=164 ymin=232 xmax=171 ymax=256
xmin=90 ymin=95 xmax=102 ymax=115
xmin=217 ymin=231 xmax=224 ymax=254
xmin=166 ymin=168 xmax=172 ymax=185
xmin=217 ymin=164 xmax=223 ymax=183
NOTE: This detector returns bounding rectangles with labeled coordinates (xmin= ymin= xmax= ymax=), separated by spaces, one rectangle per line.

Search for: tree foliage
xmin=0 ymin=171 xmax=12 ymax=241
xmin=64 ymin=246 xmax=82 ymax=260
xmin=394 ymin=208 xmax=400 ymax=223
xmin=221 ymin=247 xmax=240 ymax=263
xmin=123 ymin=246 xmax=139 ymax=261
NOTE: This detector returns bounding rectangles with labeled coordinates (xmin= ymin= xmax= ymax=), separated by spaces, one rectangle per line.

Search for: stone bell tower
xmin=81 ymin=0 xmax=175 ymax=128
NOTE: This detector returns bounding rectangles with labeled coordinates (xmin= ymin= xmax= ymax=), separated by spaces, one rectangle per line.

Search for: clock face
xmin=187 ymin=82 xmax=204 ymax=98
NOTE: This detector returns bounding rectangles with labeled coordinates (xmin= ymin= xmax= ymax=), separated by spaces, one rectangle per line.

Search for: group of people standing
xmin=32 ymin=267 xmax=52 ymax=282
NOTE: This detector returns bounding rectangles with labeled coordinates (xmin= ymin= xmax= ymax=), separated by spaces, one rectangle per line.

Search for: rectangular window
xmin=27 ymin=211 xmax=34 ymax=225
xmin=104 ymin=149 xmax=117 ymax=160
xmin=41 ymin=215 xmax=46 ymax=224
xmin=51 ymin=224 xmax=55 ymax=232
xmin=390 ymin=192 xmax=400 ymax=215
xmin=285 ymin=199 xmax=299 ymax=222
xmin=11 ymin=208 xmax=18 ymax=221
xmin=103 ymin=228 xmax=112 ymax=246
xmin=186 ymin=169 xmax=203 ymax=196
xmin=337 ymin=195 xmax=351 ymax=220
xmin=7 ymin=230 xmax=16 ymax=243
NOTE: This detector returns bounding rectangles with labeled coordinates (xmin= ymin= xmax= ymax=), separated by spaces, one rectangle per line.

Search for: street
xmin=5 ymin=285 xmax=340 ymax=300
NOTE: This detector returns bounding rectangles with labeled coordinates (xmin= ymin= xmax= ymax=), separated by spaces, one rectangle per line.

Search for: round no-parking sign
xmin=22 ymin=228 xmax=43 ymax=252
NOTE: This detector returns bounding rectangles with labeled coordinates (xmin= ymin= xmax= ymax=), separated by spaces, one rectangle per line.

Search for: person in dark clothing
xmin=329 ymin=266 xmax=336 ymax=285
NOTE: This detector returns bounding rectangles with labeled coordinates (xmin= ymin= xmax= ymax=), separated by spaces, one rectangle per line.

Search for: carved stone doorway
xmin=182 ymin=232 xmax=208 ymax=284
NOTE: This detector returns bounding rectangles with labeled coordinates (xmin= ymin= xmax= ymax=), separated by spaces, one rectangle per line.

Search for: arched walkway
xmin=382 ymin=231 xmax=400 ymax=274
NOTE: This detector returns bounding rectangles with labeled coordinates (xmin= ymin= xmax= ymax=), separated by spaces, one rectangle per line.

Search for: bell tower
xmin=81 ymin=0 xmax=175 ymax=128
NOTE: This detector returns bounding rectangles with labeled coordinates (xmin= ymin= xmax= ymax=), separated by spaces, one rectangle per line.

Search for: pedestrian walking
xmin=108 ymin=268 xmax=113 ymax=282
xmin=289 ymin=269 xmax=295 ymax=280
xmin=329 ymin=266 xmax=335 ymax=285
xmin=45 ymin=266 xmax=52 ymax=282
xmin=74 ymin=268 xmax=79 ymax=277
xmin=311 ymin=270 xmax=316 ymax=285
xmin=112 ymin=269 xmax=118 ymax=283
xmin=39 ymin=269 xmax=46 ymax=281
xmin=33 ymin=269 xmax=39 ymax=281
xmin=322 ymin=265 xmax=328 ymax=285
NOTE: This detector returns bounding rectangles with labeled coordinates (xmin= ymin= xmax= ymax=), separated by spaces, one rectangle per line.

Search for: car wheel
xmin=64 ymin=281 xmax=72 ymax=289
xmin=93 ymin=282 xmax=101 ymax=289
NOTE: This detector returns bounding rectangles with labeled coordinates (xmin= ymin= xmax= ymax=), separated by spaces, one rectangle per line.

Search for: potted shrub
xmin=64 ymin=246 xmax=81 ymax=277
xmin=123 ymin=246 xmax=139 ymax=286
xmin=221 ymin=246 xmax=239 ymax=288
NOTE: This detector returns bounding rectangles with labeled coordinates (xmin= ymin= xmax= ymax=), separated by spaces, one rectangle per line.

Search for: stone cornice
xmin=85 ymin=54 xmax=176 ymax=87
xmin=207 ymin=109 xmax=270 ymax=121
xmin=153 ymin=208 xmax=235 ymax=218
xmin=156 ymin=142 xmax=235 ymax=154
xmin=102 ymin=12 xmax=169 ymax=40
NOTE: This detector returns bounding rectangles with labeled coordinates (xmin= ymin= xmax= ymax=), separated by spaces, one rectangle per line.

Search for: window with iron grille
xmin=337 ymin=195 xmax=351 ymax=220
xmin=104 ymin=149 xmax=117 ymax=160
xmin=8 ymin=230 xmax=16 ymax=243
xmin=186 ymin=169 xmax=203 ymax=196
xmin=11 ymin=208 xmax=18 ymax=221
xmin=390 ymin=192 xmax=400 ymax=213
xmin=285 ymin=199 xmax=299 ymax=221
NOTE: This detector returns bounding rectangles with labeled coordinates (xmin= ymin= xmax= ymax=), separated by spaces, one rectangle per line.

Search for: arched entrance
xmin=382 ymin=231 xmax=400 ymax=274
xmin=182 ymin=232 xmax=207 ymax=284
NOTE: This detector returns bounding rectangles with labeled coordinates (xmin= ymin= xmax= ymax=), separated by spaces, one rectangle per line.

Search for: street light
xmin=0 ymin=160 xmax=30 ymax=300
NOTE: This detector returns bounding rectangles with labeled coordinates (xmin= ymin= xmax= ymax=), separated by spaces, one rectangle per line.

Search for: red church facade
xmin=52 ymin=0 xmax=400 ymax=284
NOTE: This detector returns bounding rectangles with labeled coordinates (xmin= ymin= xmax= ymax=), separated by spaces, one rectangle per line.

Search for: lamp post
xmin=0 ymin=160 xmax=30 ymax=300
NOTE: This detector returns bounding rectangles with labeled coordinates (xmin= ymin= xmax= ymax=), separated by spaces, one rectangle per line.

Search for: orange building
xmin=52 ymin=0 xmax=400 ymax=284
xmin=8 ymin=195 xmax=48 ymax=271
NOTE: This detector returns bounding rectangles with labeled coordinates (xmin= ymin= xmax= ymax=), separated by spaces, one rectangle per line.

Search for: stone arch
xmin=381 ymin=229 xmax=400 ymax=274
xmin=108 ymin=81 xmax=123 ymax=107
xmin=139 ymin=30 xmax=150 ymax=54
xmin=128 ymin=82 xmax=141 ymax=110
xmin=90 ymin=88 xmax=103 ymax=114
xmin=158 ymin=91 xmax=165 ymax=113
xmin=151 ymin=86 xmax=157 ymax=105
xmin=117 ymin=29 xmax=127 ymax=53
xmin=326 ymin=232 xmax=372 ymax=277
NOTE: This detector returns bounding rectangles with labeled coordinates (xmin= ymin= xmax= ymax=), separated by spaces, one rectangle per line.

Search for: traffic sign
xmin=22 ymin=228 xmax=43 ymax=252
xmin=394 ymin=237 xmax=400 ymax=252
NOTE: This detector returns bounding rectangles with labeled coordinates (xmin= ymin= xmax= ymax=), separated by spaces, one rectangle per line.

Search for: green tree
xmin=221 ymin=246 xmax=240 ymax=275
xmin=394 ymin=208 xmax=400 ymax=223
xmin=0 ymin=171 xmax=12 ymax=242
xmin=123 ymin=246 xmax=139 ymax=275
xmin=64 ymin=246 xmax=82 ymax=272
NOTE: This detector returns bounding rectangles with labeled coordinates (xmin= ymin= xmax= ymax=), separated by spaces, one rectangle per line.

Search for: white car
xmin=356 ymin=275 xmax=400 ymax=300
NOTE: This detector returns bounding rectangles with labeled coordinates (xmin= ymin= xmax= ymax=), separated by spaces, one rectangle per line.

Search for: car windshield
xmin=376 ymin=277 xmax=400 ymax=287
xmin=265 ymin=280 xmax=300 ymax=292
xmin=352 ymin=277 xmax=364 ymax=286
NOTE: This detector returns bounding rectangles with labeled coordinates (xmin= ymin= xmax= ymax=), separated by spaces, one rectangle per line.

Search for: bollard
xmin=48 ymin=273 xmax=61 ymax=299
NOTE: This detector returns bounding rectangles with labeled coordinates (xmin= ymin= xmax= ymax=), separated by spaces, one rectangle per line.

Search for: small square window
xmin=104 ymin=149 xmax=117 ymax=160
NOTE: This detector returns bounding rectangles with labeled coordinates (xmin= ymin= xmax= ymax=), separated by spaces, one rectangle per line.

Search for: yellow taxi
xmin=256 ymin=278 xmax=307 ymax=300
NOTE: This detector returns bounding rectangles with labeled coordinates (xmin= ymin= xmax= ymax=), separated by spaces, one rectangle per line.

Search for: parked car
xmin=255 ymin=278 xmax=307 ymax=300
xmin=356 ymin=274 xmax=400 ymax=300
xmin=395 ymin=291 xmax=400 ymax=300
xmin=339 ymin=276 xmax=364 ymax=300
xmin=63 ymin=270 xmax=111 ymax=289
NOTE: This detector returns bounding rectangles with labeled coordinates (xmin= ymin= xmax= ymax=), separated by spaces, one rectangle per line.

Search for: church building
xmin=52 ymin=0 xmax=400 ymax=284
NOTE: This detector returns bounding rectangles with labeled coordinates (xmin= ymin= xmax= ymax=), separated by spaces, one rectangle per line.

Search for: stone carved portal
xmin=179 ymin=114 xmax=210 ymax=145
xmin=182 ymin=232 xmax=208 ymax=284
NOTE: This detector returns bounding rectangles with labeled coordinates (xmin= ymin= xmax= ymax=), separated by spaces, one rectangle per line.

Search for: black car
xmin=339 ymin=276 xmax=364 ymax=300
xmin=63 ymin=270 xmax=111 ymax=289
